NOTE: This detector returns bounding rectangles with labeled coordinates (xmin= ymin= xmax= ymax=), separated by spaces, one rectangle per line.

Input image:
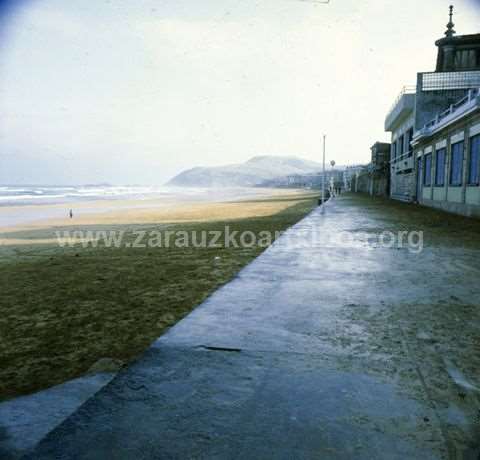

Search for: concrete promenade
xmin=26 ymin=195 xmax=480 ymax=459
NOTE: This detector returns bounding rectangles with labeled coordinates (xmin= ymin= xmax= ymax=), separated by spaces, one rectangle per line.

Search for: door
xmin=416 ymin=156 xmax=423 ymax=202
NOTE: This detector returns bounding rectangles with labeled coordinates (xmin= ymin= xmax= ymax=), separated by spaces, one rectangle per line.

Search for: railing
xmin=386 ymin=85 xmax=416 ymax=121
xmin=390 ymin=150 xmax=413 ymax=164
xmin=422 ymin=88 xmax=480 ymax=131
xmin=421 ymin=71 xmax=480 ymax=91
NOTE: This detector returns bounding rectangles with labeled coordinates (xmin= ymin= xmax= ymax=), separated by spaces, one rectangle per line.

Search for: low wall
xmin=356 ymin=174 xmax=389 ymax=197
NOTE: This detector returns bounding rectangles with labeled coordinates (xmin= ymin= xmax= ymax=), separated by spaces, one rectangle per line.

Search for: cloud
xmin=8 ymin=3 xmax=87 ymax=39
xmin=1 ymin=0 xmax=480 ymax=184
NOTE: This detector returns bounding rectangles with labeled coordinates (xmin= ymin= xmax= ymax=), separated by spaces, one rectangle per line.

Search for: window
xmin=406 ymin=128 xmax=414 ymax=156
xmin=398 ymin=135 xmax=404 ymax=156
xmin=424 ymin=154 xmax=432 ymax=186
xmin=469 ymin=134 xmax=480 ymax=185
xmin=454 ymin=50 xmax=477 ymax=70
xmin=392 ymin=142 xmax=397 ymax=160
xmin=450 ymin=141 xmax=464 ymax=186
xmin=435 ymin=148 xmax=446 ymax=186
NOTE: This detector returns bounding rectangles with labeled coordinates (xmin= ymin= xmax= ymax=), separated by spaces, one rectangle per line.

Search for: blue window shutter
xmin=450 ymin=142 xmax=464 ymax=186
xmin=435 ymin=148 xmax=446 ymax=186
xmin=424 ymin=154 xmax=432 ymax=186
xmin=469 ymin=135 xmax=480 ymax=185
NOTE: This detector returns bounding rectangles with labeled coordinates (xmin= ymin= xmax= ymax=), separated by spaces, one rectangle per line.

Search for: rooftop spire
xmin=445 ymin=5 xmax=456 ymax=37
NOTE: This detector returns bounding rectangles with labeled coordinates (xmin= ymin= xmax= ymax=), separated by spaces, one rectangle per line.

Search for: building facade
xmin=343 ymin=165 xmax=365 ymax=191
xmin=369 ymin=142 xmax=390 ymax=196
xmin=354 ymin=168 xmax=370 ymax=194
xmin=385 ymin=88 xmax=416 ymax=201
xmin=353 ymin=143 xmax=390 ymax=196
xmin=385 ymin=6 xmax=480 ymax=203
xmin=413 ymin=88 xmax=480 ymax=217
xmin=261 ymin=170 xmax=345 ymax=190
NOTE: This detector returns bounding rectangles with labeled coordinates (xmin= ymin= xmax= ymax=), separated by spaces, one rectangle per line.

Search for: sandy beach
xmin=0 ymin=188 xmax=316 ymax=246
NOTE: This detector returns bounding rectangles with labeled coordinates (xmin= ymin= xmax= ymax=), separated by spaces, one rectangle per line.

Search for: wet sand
xmin=0 ymin=188 xmax=308 ymax=229
xmin=0 ymin=189 xmax=316 ymax=246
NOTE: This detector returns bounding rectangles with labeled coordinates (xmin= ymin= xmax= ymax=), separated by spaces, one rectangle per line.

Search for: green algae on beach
xmin=0 ymin=194 xmax=318 ymax=400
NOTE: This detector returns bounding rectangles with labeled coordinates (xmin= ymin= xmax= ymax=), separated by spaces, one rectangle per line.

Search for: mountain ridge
xmin=167 ymin=155 xmax=325 ymax=187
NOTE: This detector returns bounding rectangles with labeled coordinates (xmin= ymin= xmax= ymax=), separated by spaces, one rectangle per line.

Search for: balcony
xmin=414 ymin=88 xmax=480 ymax=142
xmin=384 ymin=86 xmax=416 ymax=132
xmin=391 ymin=151 xmax=414 ymax=173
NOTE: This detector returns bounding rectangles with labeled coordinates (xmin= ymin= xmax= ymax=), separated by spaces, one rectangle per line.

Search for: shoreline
xmin=0 ymin=188 xmax=312 ymax=232
xmin=0 ymin=189 xmax=316 ymax=244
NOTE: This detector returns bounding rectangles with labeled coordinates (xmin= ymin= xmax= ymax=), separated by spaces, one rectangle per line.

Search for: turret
xmin=435 ymin=5 xmax=480 ymax=72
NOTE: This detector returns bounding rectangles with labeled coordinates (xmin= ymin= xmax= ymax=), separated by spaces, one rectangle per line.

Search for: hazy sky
xmin=1 ymin=0 xmax=479 ymax=185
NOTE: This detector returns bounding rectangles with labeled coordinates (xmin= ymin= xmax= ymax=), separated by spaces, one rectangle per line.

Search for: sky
xmin=0 ymin=0 xmax=479 ymax=185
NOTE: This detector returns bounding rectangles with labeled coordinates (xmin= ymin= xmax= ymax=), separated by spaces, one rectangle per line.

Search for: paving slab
xmin=0 ymin=373 xmax=115 ymax=460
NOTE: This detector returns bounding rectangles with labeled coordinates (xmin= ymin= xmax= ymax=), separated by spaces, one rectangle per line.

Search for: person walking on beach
xmin=69 ymin=209 xmax=73 ymax=219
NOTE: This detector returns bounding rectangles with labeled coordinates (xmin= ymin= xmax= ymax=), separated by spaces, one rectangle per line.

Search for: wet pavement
xmin=20 ymin=195 xmax=480 ymax=459
xmin=0 ymin=373 xmax=115 ymax=459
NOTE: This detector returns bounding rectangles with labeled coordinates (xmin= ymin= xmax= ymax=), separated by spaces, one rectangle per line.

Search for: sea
xmin=0 ymin=185 xmax=268 ymax=227
xmin=0 ymin=185 xmax=218 ymax=206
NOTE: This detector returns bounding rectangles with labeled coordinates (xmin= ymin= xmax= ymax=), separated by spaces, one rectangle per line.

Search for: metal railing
xmin=422 ymin=88 xmax=480 ymax=131
xmin=386 ymin=85 xmax=416 ymax=121
xmin=390 ymin=150 xmax=414 ymax=164
xmin=421 ymin=71 xmax=480 ymax=91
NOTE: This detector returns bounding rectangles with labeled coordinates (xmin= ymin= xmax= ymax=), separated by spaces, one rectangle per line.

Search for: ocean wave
xmin=0 ymin=185 xmax=193 ymax=204
xmin=0 ymin=185 xmax=237 ymax=207
xmin=0 ymin=194 xmax=67 ymax=201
